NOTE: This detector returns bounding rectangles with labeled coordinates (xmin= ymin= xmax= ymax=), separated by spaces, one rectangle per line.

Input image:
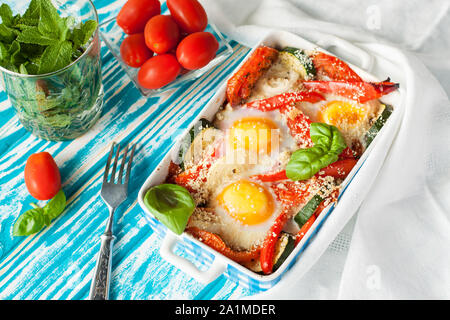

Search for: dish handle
xmin=315 ymin=34 xmax=374 ymax=72
xmin=160 ymin=232 xmax=226 ymax=284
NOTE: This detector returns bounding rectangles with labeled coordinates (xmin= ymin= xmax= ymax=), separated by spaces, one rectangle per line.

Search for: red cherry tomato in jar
xmin=176 ymin=32 xmax=218 ymax=70
xmin=167 ymin=0 xmax=208 ymax=33
xmin=144 ymin=15 xmax=180 ymax=54
xmin=137 ymin=54 xmax=181 ymax=89
xmin=24 ymin=152 xmax=61 ymax=200
xmin=120 ymin=33 xmax=154 ymax=68
xmin=117 ymin=0 xmax=161 ymax=34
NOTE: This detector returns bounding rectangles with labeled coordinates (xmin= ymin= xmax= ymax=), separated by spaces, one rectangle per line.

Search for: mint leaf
xmin=38 ymin=40 xmax=72 ymax=74
xmin=38 ymin=0 xmax=63 ymax=39
xmin=22 ymin=0 xmax=41 ymax=21
xmin=0 ymin=3 xmax=14 ymax=26
xmin=16 ymin=25 xmax=56 ymax=45
xmin=0 ymin=23 xmax=15 ymax=42
xmin=69 ymin=20 xmax=98 ymax=49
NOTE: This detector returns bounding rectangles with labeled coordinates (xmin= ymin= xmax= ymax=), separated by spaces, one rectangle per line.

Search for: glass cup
xmin=0 ymin=0 xmax=104 ymax=141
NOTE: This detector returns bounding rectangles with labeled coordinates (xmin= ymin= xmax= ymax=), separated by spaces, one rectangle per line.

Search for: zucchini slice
xmin=364 ymin=104 xmax=393 ymax=147
xmin=242 ymin=232 xmax=296 ymax=273
xmin=178 ymin=118 xmax=214 ymax=170
xmin=273 ymin=233 xmax=296 ymax=271
xmin=294 ymin=194 xmax=323 ymax=228
xmin=279 ymin=47 xmax=316 ymax=80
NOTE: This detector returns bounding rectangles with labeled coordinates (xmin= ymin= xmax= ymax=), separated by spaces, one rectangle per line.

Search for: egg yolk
xmin=217 ymin=180 xmax=274 ymax=225
xmin=228 ymin=117 xmax=278 ymax=155
xmin=319 ymin=100 xmax=365 ymax=128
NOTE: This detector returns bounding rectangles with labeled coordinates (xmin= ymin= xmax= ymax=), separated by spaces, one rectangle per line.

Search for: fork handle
xmin=89 ymin=232 xmax=116 ymax=300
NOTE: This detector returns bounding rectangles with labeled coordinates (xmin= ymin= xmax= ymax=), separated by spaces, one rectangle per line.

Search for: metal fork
xmin=89 ymin=143 xmax=136 ymax=300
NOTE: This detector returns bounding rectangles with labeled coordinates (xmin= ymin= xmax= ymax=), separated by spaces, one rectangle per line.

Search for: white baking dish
xmin=137 ymin=30 xmax=402 ymax=292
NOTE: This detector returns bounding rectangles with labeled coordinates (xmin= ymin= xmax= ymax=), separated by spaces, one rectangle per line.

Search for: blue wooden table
xmin=0 ymin=0 xmax=256 ymax=300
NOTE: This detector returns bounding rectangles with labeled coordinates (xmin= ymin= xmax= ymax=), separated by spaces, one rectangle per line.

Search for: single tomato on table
xmin=176 ymin=32 xmax=218 ymax=70
xmin=117 ymin=0 xmax=161 ymax=34
xmin=144 ymin=15 xmax=181 ymax=54
xmin=138 ymin=54 xmax=181 ymax=89
xmin=167 ymin=0 xmax=208 ymax=34
xmin=120 ymin=33 xmax=154 ymax=68
xmin=24 ymin=152 xmax=61 ymax=201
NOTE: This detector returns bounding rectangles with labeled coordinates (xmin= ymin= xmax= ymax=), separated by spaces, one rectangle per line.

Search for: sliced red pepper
xmin=339 ymin=146 xmax=355 ymax=160
xmin=315 ymin=159 xmax=357 ymax=179
xmin=295 ymin=215 xmax=316 ymax=246
xmin=251 ymin=170 xmax=288 ymax=182
xmin=284 ymin=105 xmax=313 ymax=147
xmin=260 ymin=208 xmax=290 ymax=274
xmin=226 ymin=46 xmax=279 ymax=106
xmin=186 ymin=227 xmax=260 ymax=263
xmin=243 ymin=91 xmax=325 ymax=112
xmin=302 ymin=80 xmax=399 ymax=104
xmin=312 ymin=52 xmax=362 ymax=82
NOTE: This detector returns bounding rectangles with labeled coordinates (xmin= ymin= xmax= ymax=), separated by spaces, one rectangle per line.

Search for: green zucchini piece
xmin=364 ymin=104 xmax=393 ymax=147
xmin=294 ymin=194 xmax=323 ymax=228
xmin=178 ymin=118 xmax=214 ymax=170
xmin=280 ymin=47 xmax=316 ymax=80
xmin=273 ymin=233 xmax=296 ymax=271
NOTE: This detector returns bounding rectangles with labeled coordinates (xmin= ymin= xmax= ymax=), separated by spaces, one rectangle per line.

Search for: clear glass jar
xmin=0 ymin=0 xmax=104 ymax=141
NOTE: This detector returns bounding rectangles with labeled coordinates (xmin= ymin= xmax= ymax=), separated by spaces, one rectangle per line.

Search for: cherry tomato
xmin=137 ymin=54 xmax=181 ymax=89
xmin=176 ymin=32 xmax=218 ymax=70
xmin=167 ymin=0 xmax=208 ymax=33
xmin=144 ymin=15 xmax=180 ymax=54
xmin=117 ymin=0 xmax=161 ymax=34
xmin=120 ymin=33 xmax=154 ymax=68
xmin=24 ymin=152 xmax=61 ymax=200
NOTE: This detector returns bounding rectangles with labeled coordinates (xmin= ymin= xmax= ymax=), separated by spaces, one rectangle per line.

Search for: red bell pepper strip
xmin=302 ymin=80 xmax=399 ymax=104
xmin=251 ymin=170 xmax=288 ymax=182
xmin=339 ymin=146 xmax=355 ymax=160
xmin=315 ymin=159 xmax=357 ymax=179
xmin=226 ymin=46 xmax=279 ymax=106
xmin=243 ymin=91 xmax=325 ymax=112
xmin=295 ymin=215 xmax=316 ymax=246
xmin=260 ymin=208 xmax=290 ymax=274
xmin=312 ymin=51 xmax=363 ymax=82
xmin=284 ymin=105 xmax=313 ymax=147
xmin=186 ymin=227 xmax=260 ymax=263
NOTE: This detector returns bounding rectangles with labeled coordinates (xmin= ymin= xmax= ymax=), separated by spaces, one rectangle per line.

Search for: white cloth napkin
xmin=201 ymin=0 xmax=450 ymax=299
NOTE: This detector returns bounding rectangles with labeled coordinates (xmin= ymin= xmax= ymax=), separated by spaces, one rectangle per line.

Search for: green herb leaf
xmin=0 ymin=3 xmax=14 ymax=27
xmin=144 ymin=184 xmax=195 ymax=235
xmin=12 ymin=207 xmax=45 ymax=236
xmin=43 ymin=189 xmax=66 ymax=220
xmin=16 ymin=25 xmax=56 ymax=45
xmin=38 ymin=0 xmax=63 ymax=39
xmin=22 ymin=0 xmax=41 ymax=22
xmin=38 ymin=40 xmax=72 ymax=74
xmin=69 ymin=19 xmax=97 ymax=49
xmin=286 ymin=123 xmax=347 ymax=181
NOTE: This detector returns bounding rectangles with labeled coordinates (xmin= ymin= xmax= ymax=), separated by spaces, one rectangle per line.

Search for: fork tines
xmin=103 ymin=143 xmax=136 ymax=185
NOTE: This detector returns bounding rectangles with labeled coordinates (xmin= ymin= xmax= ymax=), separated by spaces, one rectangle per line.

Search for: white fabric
xmin=201 ymin=0 xmax=450 ymax=299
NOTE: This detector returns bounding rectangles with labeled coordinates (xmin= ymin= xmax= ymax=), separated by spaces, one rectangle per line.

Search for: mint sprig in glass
xmin=0 ymin=0 xmax=103 ymax=141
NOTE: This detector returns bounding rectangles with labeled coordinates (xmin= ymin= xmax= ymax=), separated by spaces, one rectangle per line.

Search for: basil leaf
xmin=144 ymin=184 xmax=195 ymax=235
xmin=43 ymin=189 xmax=66 ymax=220
xmin=286 ymin=122 xmax=347 ymax=181
xmin=12 ymin=208 xmax=45 ymax=236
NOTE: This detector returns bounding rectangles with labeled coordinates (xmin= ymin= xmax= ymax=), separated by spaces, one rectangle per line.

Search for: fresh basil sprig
xmin=144 ymin=184 xmax=195 ymax=235
xmin=13 ymin=189 xmax=66 ymax=236
xmin=286 ymin=122 xmax=347 ymax=181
